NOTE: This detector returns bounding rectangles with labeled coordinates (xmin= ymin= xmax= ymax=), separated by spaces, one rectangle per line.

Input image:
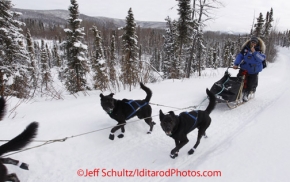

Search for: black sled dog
xmin=159 ymin=89 xmax=216 ymax=159
xmin=0 ymin=97 xmax=38 ymax=182
xmin=100 ymin=82 xmax=155 ymax=140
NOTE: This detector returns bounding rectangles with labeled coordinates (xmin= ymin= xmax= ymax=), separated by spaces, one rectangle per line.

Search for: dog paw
xmin=170 ymin=153 xmax=178 ymax=159
xmin=188 ymin=149 xmax=195 ymax=155
xmin=147 ymin=131 xmax=151 ymax=134
xmin=117 ymin=134 xmax=124 ymax=138
xmin=6 ymin=173 xmax=20 ymax=182
xmin=109 ymin=134 xmax=115 ymax=140
xmin=20 ymin=163 xmax=29 ymax=170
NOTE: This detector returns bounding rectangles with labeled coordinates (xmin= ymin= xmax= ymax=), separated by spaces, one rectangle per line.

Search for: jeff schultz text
xmin=77 ymin=168 xmax=222 ymax=177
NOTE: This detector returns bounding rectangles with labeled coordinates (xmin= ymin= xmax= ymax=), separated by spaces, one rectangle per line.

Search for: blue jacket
xmin=234 ymin=44 xmax=266 ymax=74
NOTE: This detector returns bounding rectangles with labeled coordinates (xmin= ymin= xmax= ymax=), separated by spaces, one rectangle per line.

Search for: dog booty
xmin=109 ymin=133 xmax=115 ymax=140
xmin=117 ymin=133 xmax=124 ymax=138
xmin=20 ymin=163 xmax=29 ymax=170
xmin=243 ymin=91 xmax=249 ymax=102
xmin=170 ymin=152 xmax=178 ymax=159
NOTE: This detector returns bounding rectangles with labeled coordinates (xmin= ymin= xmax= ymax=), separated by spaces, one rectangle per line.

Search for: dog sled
xmin=210 ymin=67 xmax=250 ymax=109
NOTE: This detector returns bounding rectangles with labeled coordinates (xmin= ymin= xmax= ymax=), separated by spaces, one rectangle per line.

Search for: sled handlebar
xmin=227 ymin=66 xmax=240 ymax=70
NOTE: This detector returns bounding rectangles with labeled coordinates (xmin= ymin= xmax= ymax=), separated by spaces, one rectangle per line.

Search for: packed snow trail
xmin=1 ymin=47 xmax=290 ymax=182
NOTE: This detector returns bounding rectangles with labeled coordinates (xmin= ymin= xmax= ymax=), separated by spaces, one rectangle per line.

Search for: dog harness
xmin=184 ymin=111 xmax=198 ymax=132
xmin=126 ymin=100 xmax=148 ymax=120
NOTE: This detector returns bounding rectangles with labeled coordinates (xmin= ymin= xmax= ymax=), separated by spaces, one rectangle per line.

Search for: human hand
xmin=251 ymin=46 xmax=255 ymax=53
xmin=233 ymin=65 xmax=238 ymax=69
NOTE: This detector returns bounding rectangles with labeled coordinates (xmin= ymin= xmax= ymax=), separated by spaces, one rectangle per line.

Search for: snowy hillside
xmin=12 ymin=8 xmax=166 ymax=29
xmin=1 ymin=47 xmax=290 ymax=182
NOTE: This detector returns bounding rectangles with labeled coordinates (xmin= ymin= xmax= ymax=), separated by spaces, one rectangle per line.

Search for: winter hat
xmin=250 ymin=36 xmax=259 ymax=44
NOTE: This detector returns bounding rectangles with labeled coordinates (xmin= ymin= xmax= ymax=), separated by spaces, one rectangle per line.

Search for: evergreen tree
xmin=263 ymin=8 xmax=273 ymax=39
xmin=40 ymin=39 xmax=52 ymax=91
xmin=90 ymin=25 xmax=108 ymax=91
xmin=63 ymin=0 xmax=90 ymax=93
xmin=108 ymin=31 xmax=117 ymax=88
xmin=0 ymin=0 xmax=31 ymax=98
xmin=176 ymin=0 xmax=193 ymax=78
xmin=53 ymin=43 xmax=62 ymax=67
xmin=46 ymin=43 xmax=52 ymax=67
xmin=196 ymin=31 xmax=206 ymax=75
xmin=138 ymin=44 xmax=143 ymax=71
xmin=26 ymin=28 xmax=39 ymax=96
xmin=26 ymin=29 xmax=35 ymax=61
xmin=263 ymin=8 xmax=276 ymax=62
xmin=120 ymin=8 xmax=139 ymax=90
xmin=206 ymin=47 xmax=214 ymax=68
xmin=214 ymin=42 xmax=221 ymax=68
xmin=34 ymin=40 xmax=41 ymax=61
xmin=285 ymin=30 xmax=290 ymax=47
xmin=163 ymin=17 xmax=174 ymax=78
xmin=222 ymin=39 xmax=234 ymax=67
xmin=163 ymin=17 xmax=180 ymax=79
xmin=253 ymin=13 xmax=265 ymax=37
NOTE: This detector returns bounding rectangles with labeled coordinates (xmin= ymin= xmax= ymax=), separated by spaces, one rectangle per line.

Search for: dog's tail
xmin=0 ymin=97 xmax=6 ymax=121
xmin=205 ymin=88 xmax=216 ymax=114
xmin=0 ymin=122 xmax=38 ymax=156
xmin=140 ymin=82 xmax=152 ymax=103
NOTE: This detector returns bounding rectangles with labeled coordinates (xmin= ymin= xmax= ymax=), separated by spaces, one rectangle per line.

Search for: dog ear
xmin=100 ymin=93 xmax=104 ymax=98
xmin=168 ymin=111 xmax=175 ymax=117
xmin=109 ymin=93 xmax=114 ymax=97
xmin=159 ymin=109 xmax=164 ymax=121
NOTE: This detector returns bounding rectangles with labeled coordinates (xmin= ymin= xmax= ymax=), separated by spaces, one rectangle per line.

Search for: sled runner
xmin=210 ymin=67 xmax=250 ymax=109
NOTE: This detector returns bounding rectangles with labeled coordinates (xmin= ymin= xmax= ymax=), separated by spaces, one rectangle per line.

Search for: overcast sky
xmin=11 ymin=0 xmax=289 ymax=33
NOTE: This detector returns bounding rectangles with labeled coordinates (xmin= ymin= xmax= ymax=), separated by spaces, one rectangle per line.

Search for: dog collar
xmin=106 ymin=108 xmax=114 ymax=114
xmin=166 ymin=133 xmax=172 ymax=136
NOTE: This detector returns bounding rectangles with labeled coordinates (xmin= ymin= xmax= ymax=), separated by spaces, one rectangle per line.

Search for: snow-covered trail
xmin=1 ymin=47 xmax=290 ymax=182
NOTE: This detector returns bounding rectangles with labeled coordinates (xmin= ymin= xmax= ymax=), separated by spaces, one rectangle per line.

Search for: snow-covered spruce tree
xmin=53 ymin=43 xmax=62 ymax=67
xmin=163 ymin=17 xmax=173 ymax=79
xmin=287 ymin=31 xmax=290 ymax=47
xmin=46 ymin=43 xmax=52 ymax=67
xmin=215 ymin=42 xmax=222 ymax=68
xmin=176 ymin=0 xmax=193 ymax=79
xmin=0 ymin=0 xmax=31 ymax=98
xmin=263 ymin=8 xmax=273 ymax=40
xmin=213 ymin=46 xmax=218 ymax=69
xmin=90 ymin=25 xmax=108 ymax=91
xmin=63 ymin=0 xmax=90 ymax=94
xmin=163 ymin=17 xmax=179 ymax=79
xmin=26 ymin=28 xmax=39 ymax=96
xmin=253 ymin=13 xmax=265 ymax=37
xmin=138 ymin=44 xmax=143 ymax=71
xmin=263 ymin=8 xmax=276 ymax=62
xmin=196 ymin=31 xmax=207 ymax=75
xmin=222 ymin=39 xmax=232 ymax=68
xmin=108 ymin=31 xmax=117 ymax=89
xmin=40 ymin=39 xmax=52 ymax=91
xmin=34 ymin=40 xmax=40 ymax=61
xmin=120 ymin=8 xmax=139 ymax=91
xmin=206 ymin=47 xmax=214 ymax=68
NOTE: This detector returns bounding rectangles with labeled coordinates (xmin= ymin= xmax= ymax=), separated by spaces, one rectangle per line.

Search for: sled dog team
xmin=100 ymin=82 xmax=216 ymax=159
xmin=0 ymin=83 xmax=216 ymax=181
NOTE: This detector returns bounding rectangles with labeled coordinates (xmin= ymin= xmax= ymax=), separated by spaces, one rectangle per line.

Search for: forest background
xmin=0 ymin=0 xmax=289 ymax=101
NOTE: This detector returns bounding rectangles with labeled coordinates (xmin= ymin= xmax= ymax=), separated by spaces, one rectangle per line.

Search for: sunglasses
xmin=251 ymin=41 xmax=257 ymax=44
